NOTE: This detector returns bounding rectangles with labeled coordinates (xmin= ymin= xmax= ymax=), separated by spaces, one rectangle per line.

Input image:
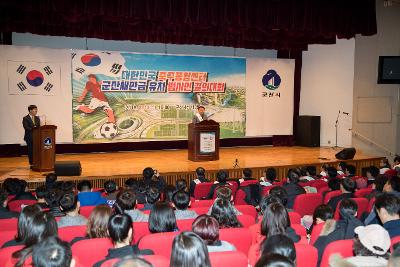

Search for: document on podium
xmin=199 ymin=132 xmax=216 ymax=154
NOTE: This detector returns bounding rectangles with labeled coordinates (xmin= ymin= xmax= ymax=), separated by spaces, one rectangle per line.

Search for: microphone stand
xmin=233 ymin=158 xmax=239 ymax=168
xmin=334 ymin=110 xmax=340 ymax=148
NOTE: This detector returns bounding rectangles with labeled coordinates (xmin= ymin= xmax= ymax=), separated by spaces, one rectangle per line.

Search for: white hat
xmin=354 ymin=224 xmax=391 ymax=255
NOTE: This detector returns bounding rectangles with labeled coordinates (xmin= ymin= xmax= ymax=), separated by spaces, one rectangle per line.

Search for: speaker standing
xmin=22 ymin=105 xmax=40 ymax=167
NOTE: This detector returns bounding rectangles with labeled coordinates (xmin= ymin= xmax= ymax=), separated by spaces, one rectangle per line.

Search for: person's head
xmin=44 ymin=189 xmax=62 ymax=208
xmin=61 ymin=181 xmax=75 ymax=193
xmin=164 ymin=185 xmax=176 ymax=203
xmin=45 ymin=173 xmax=57 ymax=189
xmin=373 ymin=174 xmax=389 ymax=192
xmin=104 ymin=180 xmax=117 ymax=194
xmin=0 ymin=188 xmax=9 ymax=207
xmin=149 ymin=202 xmax=177 ymax=233
xmin=28 ymin=105 xmax=38 ymax=116
xmin=393 ymin=156 xmax=400 ymax=166
xmin=77 ymin=180 xmax=92 ymax=192
xmin=15 ymin=179 xmax=29 ymax=194
xmin=389 ymin=242 xmax=400 ymax=267
xmin=124 ymin=178 xmax=137 ymax=190
xmin=143 ymin=167 xmax=155 ymax=180
xmin=384 ymin=176 xmax=400 ymax=193
xmin=87 ymin=74 xmax=98 ymax=84
xmin=16 ymin=204 xmax=42 ymax=242
xmin=243 ymin=168 xmax=252 ymax=178
xmin=260 ymin=234 xmax=296 ymax=263
xmin=353 ymin=224 xmax=390 ymax=259
xmin=366 ymin=166 xmax=379 ymax=179
xmin=338 ymin=162 xmax=347 ymax=172
xmin=321 ymin=164 xmax=329 ymax=172
xmin=346 ymin=164 xmax=356 ymax=176
xmin=216 ymin=170 xmax=229 ymax=183
xmin=261 ymin=202 xmax=290 ymax=237
xmin=327 ymin=167 xmax=338 ymax=178
xmin=115 ymin=189 xmax=137 ymax=213
xmin=340 ymin=178 xmax=356 ymax=193
xmin=286 ymin=169 xmax=300 ymax=184
xmin=268 ymin=186 xmax=288 ymax=206
xmin=108 ymin=213 xmax=133 ymax=246
xmin=327 ymin=177 xmax=341 ymax=191
xmin=197 ymin=106 xmax=205 ymax=116
xmin=380 ymin=158 xmax=391 ymax=168
xmin=114 ymin=257 xmax=152 ymax=267
xmin=338 ymin=198 xmax=358 ymax=219
xmin=86 ymin=204 xmax=112 ymax=238
xmin=306 ymin=166 xmax=317 ymax=176
xmin=146 ymin=186 xmax=160 ymax=205
xmin=175 ymin=179 xmax=187 ymax=192
xmin=313 ymin=204 xmax=334 ymax=225
xmin=32 ymin=237 xmax=74 ymax=267
xmin=192 ymin=215 xmax=220 ymax=245
xmin=265 ymin=168 xmax=277 ymax=183
xmin=215 ymin=186 xmax=233 ymax=201
xmin=172 ymin=190 xmax=191 ymax=210
xmin=210 ymin=198 xmax=242 ymax=228
xmin=170 ymin=232 xmax=211 ymax=267
xmin=3 ymin=178 xmax=17 ymax=194
xmin=196 ymin=167 xmax=206 ymax=179
xmin=259 ymin=195 xmax=281 ymax=214
xmin=59 ymin=192 xmax=78 ymax=214
xmin=255 ymin=254 xmax=295 ymax=267
xmin=375 ymin=193 xmax=400 ymax=224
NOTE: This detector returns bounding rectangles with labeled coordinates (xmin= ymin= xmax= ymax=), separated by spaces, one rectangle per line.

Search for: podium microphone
xmin=233 ymin=158 xmax=239 ymax=168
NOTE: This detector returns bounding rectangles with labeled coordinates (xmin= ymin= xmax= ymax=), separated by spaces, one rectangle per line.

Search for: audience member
xmin=282 ymin=169 xmax=305 ymax=209
xmin=375 ymin=193 xmax=400 ymax=238
xmin=312 ymin=204 xmax=334 ymax=226
xmin=345 ymin=164 xmax=356 ymax=177
xmin=327 ymin=167 xmax=338 ymax=180
xmin=172 ymin=190 xmax=198 ymax=219
xmin=124 ymin=178 xmax=137 ymax=190
xmin=366 ymin=166 xmax=379 ymax=182
xmin=189 ymin=167 xmax=209 ymax=197
xmin=379 ymin=158 xmax=391 ymax=174
xmin=0 ymin=188 xmax=19 ymax=219
xmin=142 ymin=186 xmax=160 ymax=211
xmin=58 ymin=192 xmax=87 ymax=228
xmin=8 ymin=179 xmax=36 ymax=201
xmin=45 ymin=173 xmax=58 ymax=190
xmin=192 ymin=214 xmax=236 ymax=252
xmin=383 ymin=176 xmax=400 ymax=197
xmin=260 ymin=234 xmax=296 ymax=263
xmin=164 ymin=184 xmax=176 ymax=203
xmin=35 ymin=185 xmax=49 ymax=209
xmin=366 ymin=174 xmax=388 ymax=200
xmin=239 ymin=168 xmax=256 ymax=183
xmin=32 ymin=236 xmax=74 ymax=267
xmin=114 ymin=189 xmax=148 ymax=222
xmin=268 ymin=186 xmax=289 ymax=208
xmin=320 ymin=164 xmax=329 ymax=177
xmin=207 ymin=186 xmax=241 ymax=215
xmin=170 ymin=232 xmax=211 ymax=267
xmin=299 ymin=166 xmax=315 ymax=181
xmin=44 ymin=189 xmax=65 ymax=217
xmin=337 ymin=162 xmax=347 ymax=176
xmin=114 ymin=257 xmax=152 ymax=267
xmin=327 ymin=177 xmax=356 ymax=211
xmin=149 ymin=202 xmax=178 ymax=233
xmin=93 ymin=214 xmax=153 ymax=267
xmin=175 ymin=178 xmax=188 ymax=192
xmin=61 ymin=181 xmax=75 ymax=194
xmin=103 ymin=180 xmax=118 ymax=207
xmin=138 ymin=167 xmax=166 ymax=193
xmin=77 ymin=180 xmax=107 ymax=206
xmin=206 ymin=170 xmax=231 ymax=199
xmin=210 ymin=198 xmax=242 ymax=228
xmin=255 ymin=254 xmax=295 ymax=267
xmin=260 ymin=168 xmax=277 ymax=186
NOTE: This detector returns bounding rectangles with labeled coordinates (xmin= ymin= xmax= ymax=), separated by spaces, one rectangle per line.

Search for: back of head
xmin=124 ymin=178 xmax=137 ymax=190
xmin=108 ymin=213 xmax=133 ymax=243
xmin=192 ymin=215 xmax=219 ymax=245
xmin=215 ymin=186 xmax=232 ymax=201
xmin=45 ymin=173 xmax=57 ymax=189
xmin=216 ymin=170 xmax=229 ymax=183
xmin=175 ymin=179 xmax=187 ymax=192
xmin=115 ymin=189 xmax=137 ymax=212
xmin=23 ymin=211 xmax=58 ymax=247
xmin=87 ymin=204 xmax=112 ymax=238
xmin=346 ymin=164 xmax=356 ymax=175
xmin=32 ymin=237 xmax=72 ymax=267
xmin=260 ymin=234 xmax=296 ymax=262
xmin=341 ymin=178 xmax=356 ymax=193
xmin=77 ymin=180 xmax=92 ymax=192
xmin=172 ymin=190 xmax=190 ymax=210
xmin=388 ymin=176 xmax=400 ymax=192
xmin=306 ymin=166 xmax=317 ymax=176
xmin=0 ymin=188 xmax=8 ymax=207
xmin=164 ymin=185 xmax=176 ymax=202
xmin=374 ymin=174 xmax=389 ymax=192
xmin=339 ymin=198 xmax=358 ymax=218
xmin=59 ymin=192 xmax=77 ymax=213
xmin=196 ymin=167 xmax=206 ymax=178
xmin=210 ymin=198 xmax=242 ymax=228
xmin=243 ymin=168 xmax=252 ymax=178
xmin=269 ymin=186 xmax=288 ymax=206
xmin=375 ymin=193 xmax=400 ymax=216
xmin=170 ymin=232 xmax=211 ymax=267
xmin=368 ymin=166 xmax=380 ymax=178
xmin=313 ymin=204 xmax=334 ymax=224
xmin=104 ymin=180 xmax=117 ymax=194
xmin=146 ymin=186 xmax=160 ymax=204
xmin=327 ymin=167 xmax=338 ymax=178
xmin=149 ymin=202 xmax=177 ymax=233
xmin=265 ymin=168 xmax=277 ymax=183
xmin=61 ymin=181 xmax=75 ymax=193
xmin=255 ymin=254 xmax=295 ymax=267
xmin=45 ymin=189 xmax=62 ymax=208
xmin=17 ymin=204 xmax=42 ymax=242
xmin=15 ymin=179 xmax=28 ymax=194
xmin=287 ymin=169 xmax=300 ymax=184
xmin=115 ymin=257 xmax=152 ymax=267
xmin=143 ymin=167 xmax=155 ymax=180
xmin=327 ymin=178 xmax=341 ymax=191
xmin=261 ymin=202 xmax=289 ymax=237
xmin=259 ymin=195 xmax=281 ymax=214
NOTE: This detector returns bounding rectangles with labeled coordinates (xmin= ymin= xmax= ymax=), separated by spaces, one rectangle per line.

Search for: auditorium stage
xmin=0 ymin=146 xmax=383 ymax=189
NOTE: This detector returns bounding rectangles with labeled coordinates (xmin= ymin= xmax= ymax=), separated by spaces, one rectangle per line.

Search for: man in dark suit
xmin=192 ymin=106 xmax=208 ymax=123
xmin=22 ymin=105 xmax=40 ymax=166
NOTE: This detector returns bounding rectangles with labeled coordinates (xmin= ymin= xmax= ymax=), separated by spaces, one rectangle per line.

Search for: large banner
xmin=72 ymin=51 xmax=246 ymax=143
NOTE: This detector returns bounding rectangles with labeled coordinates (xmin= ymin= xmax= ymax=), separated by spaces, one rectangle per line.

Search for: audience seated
xmin=175 ymin=178 xmax=188 ymax=193
xmin=260 ymin=234 xmax=296 ymax=263
xmin=327 ymin=178 xmax=356 ymax=211
xmin=32 ymin=236 xmax=74 ymax=267
xmin=239 ymin=168 xmax=257 ymax=183
xmin=314 ymin=199 xmax=363 ymax=265
xmin=282 ymin=169 xmax=306 ymax=209
xmin=44 ymin=189 xmax=65 ymax=217
xmin=142 ymin=186 xmax=160 ymax=211
xmin=329 ymin=224 xmax=390 ymax=267
xmin=238 ymin=169 xmax=262 ymax=206
xmin=164 ymin=184 xmax=176 ymax=203
xmin=379 ymin=158 xmax=391 ymax=174
xmin=366 ymin=174 xmax=388 ymax=200
xmin=268 ymin=186 xmax=289 ymax=209
xmin=319 ymin=164 xmax=329 ymax=177
xmin=255 ymin=254 xmax=295 ymax=267
xmin=299 ymin=166 xmax=316 ymax=181
xmin=93 ymin=214 xmax=153 ymax=267
xmin=124 ymin=178 xmax=137 ymax=191
xmin=114 ymin=189 xmax=148 ymax=222
xmin=170 ymin=231 xmax=211 ymax=267
xmin=189 ymin=167 xmax=210 ymax=197
xmin=77 ymin=180 xmax=107 ymax=206
xmin=210 ymin=198 xmax=242 ymax=228
xmin=148 ymin=202 xmax=178 ymax=233
xmin=8 ymin=179 xmax=36 ymax=201
xmin=375 ymin=193 xmax=400 ymax=238
xmin=58 ymin=192 xmax=87 ymax=228
xmin=35 ymin=186 xmax=49 ymax=209
xmin=137 ymin=167 xmax=166 ymax=195
xmin=192 ymin=214 xmax=236 ymax=252
xmin=11 ymin=211 xmax=58 ymax=267
xmin=0 ymin=188 xmax=19 ymax=219
xmin=45 ymin=173 xmax=58 ymax=190
xmin=207 ymin=187 xmax=241 ymax=215
xmin=345 ymin=164 xmax=356 ymax=178
xmin=260 ymin=167 xmax=277 ymax=186
xmin=172 ymin=190 xmax=198 ymax=219
xmin=71 ymin=204 xmax=112 ymax=245
xmin=366 ymin=165 xmax=379 ymax=183
xmin=2 ymin=204 xmax=42 ymax=248
xmin=205 ymin=170 xmax=231 ymax=199
xmin=103 ymin=180 xmax=118 ymax=207
xmin=337 ymin=162 xmax=347 ymax=176
xmin=309 ymin=204 xmax=333 ymax=230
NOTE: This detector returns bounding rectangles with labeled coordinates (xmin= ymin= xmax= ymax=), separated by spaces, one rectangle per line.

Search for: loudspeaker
xmin=54 ymin=161 xmax=82 ymax=176
xmin=335 ymin=148 xmax=356 ymax=160
xmin=296 ymin=116 xmax=320 ymax=147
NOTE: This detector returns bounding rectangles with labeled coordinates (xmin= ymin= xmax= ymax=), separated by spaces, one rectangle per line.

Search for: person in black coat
xmin=327 ymin=177 xmax=356 ymax=211
xmin=8 ymin=179 xmax=36 ymax=202
xmin=189 ymin=167 xmax=210 ymax=197
xmin=282 ymin=169 xmax=306 ymax=209
xmin=22 ymin=105 xmax=41 ymax=166
xmin=205 ymin=170 xmax=230 ymax=199
xmin=0 ymin=188 xmax=19 ymax=219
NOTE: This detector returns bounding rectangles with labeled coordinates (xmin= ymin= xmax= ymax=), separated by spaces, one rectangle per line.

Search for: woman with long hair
xmin=210 ymin=198 xmax=242 ymax=228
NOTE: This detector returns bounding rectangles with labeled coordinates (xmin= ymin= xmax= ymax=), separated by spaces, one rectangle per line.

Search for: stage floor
xmin=0 ymin=146 xmax=382 ymax=183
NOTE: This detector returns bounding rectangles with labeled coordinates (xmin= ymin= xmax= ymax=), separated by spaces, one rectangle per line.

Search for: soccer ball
xmin=100 ymin=122 xmax=118 ymax=139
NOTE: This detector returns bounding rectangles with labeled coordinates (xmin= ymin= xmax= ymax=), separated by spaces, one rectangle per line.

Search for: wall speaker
xmin=54 ymin=161 xmax=82 ymax=176
xmin=296 ymin=116 xmax=320 ymax=147
xmin=335 ymin=147 xmax=356 ymax=160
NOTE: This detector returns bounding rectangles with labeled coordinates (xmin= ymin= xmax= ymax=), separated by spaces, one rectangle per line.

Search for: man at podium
xmin=22 ymin=105 xmax=40 ymax=166
xmin=192 ymin=106 xmax=208 ymax=123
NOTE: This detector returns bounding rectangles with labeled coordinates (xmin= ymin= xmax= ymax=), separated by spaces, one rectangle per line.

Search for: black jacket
xmin=205 ymin=182 xmax=229 ymax=199
xmin=327 ymin=192 xmax=354 ymax=211
xmin=9 ymin=192 xmax=37 ymax=201
xmin=22 ymin=114 xmax=40 ymax=142
xmin=189 ymin=176 xmax=210 ymax=196
xmin=93 ymin=245 xmax=153 ymax=267
xmin=282 ymin=183 xmax=306 ymax=209
xmin=0 ymin=206 xmax=19 ymax=219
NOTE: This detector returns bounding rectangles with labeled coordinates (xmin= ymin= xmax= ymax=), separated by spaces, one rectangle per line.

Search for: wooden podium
xmin=188 ymin=120 xmax=220 ymax=161
xmin=32 ymin=125 xmax=57 ymax=172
